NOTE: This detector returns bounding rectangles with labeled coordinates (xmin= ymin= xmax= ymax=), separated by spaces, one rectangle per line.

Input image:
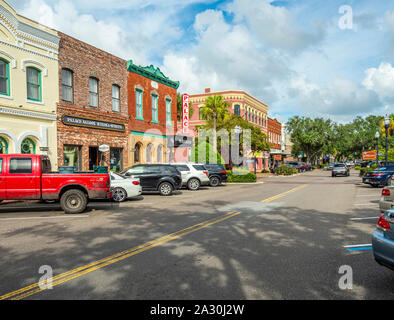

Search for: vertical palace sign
xmin=182 ymin=94 xmax=189 ymax=134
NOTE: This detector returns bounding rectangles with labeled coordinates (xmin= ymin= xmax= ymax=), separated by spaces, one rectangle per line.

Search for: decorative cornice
xmin=0 ymin=106 xmax=57 ymax=120
xmin=127 ymin=60 xmax=179 ymax=89
xmin=0 ymin=39 xmax=58 ymax=61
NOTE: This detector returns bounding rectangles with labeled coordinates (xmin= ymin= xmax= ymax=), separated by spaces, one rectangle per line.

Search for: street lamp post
xmin=233 ymin=126 xmax=242 ymax=168
xmin=375 ymin=131 xmax=380 ymax=166
xmin=384 ymin=115 xmax=391 ymax=166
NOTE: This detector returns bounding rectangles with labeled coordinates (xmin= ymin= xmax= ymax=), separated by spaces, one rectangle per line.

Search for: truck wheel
xmin=0 ymin=200 xmax=2 ymax=203
xmin=209 ymin=176 xmax=220 ymax=187
xmin=60 ymin=189 xmax=87 ymax=214
xmin=159 ymin=182 xmax=173 ymax=196
xmin=188 ymin=178 xmax=201 ymax=191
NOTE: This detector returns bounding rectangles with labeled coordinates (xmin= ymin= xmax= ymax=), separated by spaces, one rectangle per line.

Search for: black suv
xmin=120 ymin=165 xmax=182 ymax=196
xmin=204 ymin=163 xmax=228 ymax=187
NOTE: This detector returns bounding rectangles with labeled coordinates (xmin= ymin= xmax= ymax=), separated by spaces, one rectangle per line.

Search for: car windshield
xmin=335 ymin=164 xmax=345 ymax=168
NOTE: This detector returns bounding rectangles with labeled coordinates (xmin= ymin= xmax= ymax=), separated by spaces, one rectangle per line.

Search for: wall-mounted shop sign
xmin=62 ymin=115 xmax=125 ymax=132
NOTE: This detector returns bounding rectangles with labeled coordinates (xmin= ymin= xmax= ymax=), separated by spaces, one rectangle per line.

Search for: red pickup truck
xmin=0 ymin=154 xmax=112 ymax=214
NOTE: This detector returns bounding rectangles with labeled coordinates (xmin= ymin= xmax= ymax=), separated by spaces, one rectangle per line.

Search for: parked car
xmin=307 ymin=163 xmax=314 ymax=171
xmin=324 ymin=163 xmax=334 ymax=171
xmin=204 ymin=163 xmax=228 ymax=187
xmin=372 ymin=209 xmax=394 ymax=271
xmin=170 ymin=163 xmax=210 ymax=190
xmin=285 ymin=161 xmax=304 ymax=173
xmin=363 ymin=165 xmax=394 ymax=188
xmin=332 ymin=163 xmax=350 ymax=177
xmin=0 ymin=154 xmax=112 ymax=214
xmin=298 ymin=162 xmax=309 ymax=172
xmin=120 ymin=164 xmax=182 ymax=196
xmin=380 ymin=177 xmax=394 ymax=213
xmin=110 ymin=172 xmax=142 ymax=202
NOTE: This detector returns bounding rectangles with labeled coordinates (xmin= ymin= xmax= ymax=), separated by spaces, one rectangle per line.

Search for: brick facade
xmin=57 ymin=32 xmax=129 ymax=171
xmin=127 ymin=63 xmax=178 ymax=165
xmin=268 ymin=117 xmax=282 ymax=151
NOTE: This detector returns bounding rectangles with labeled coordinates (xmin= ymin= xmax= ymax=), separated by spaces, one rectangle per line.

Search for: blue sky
xmin=8 ymin=0 xmax=394 ymax=123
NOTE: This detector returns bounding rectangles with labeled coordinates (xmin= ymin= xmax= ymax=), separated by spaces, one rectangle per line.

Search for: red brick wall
xmin=127 ymin=71 xmax=178 ymax=135
xmin=57 ymin=32 xmax=129 ymax=171
xmin=268 ymin=117 xmax=282 ymax=150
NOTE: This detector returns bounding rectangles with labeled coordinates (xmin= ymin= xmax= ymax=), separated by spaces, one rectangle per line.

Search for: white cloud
xmin=290 ymin=75 xmax=381 ymax=116
xmin=363 ymin=62 xmax=394 ymax=102
xmin=227 ymin=0 xmax=325 ymax=52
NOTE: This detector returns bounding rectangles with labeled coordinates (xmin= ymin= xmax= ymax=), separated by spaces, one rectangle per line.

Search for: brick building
xmin=127 ymin=60 xmax=179 ymax=165
xmin=180 ymin=88 xmax=269 ymax=170
xmin=268 ymin=117 xmax=284 ymax=167
xmin=57 ymin=32 xmax=129 ymax=171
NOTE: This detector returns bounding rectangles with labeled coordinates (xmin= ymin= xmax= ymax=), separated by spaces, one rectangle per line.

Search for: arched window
xmin=21 ymin=138 xmax=36 ymax=154
xmin=199 ymin=107 xmax=205 ymax=120
xmin=27 ymin=67 xmax=41 ymax=102
xmin=0 ymin=58 xmax=10 ymax=96
xmin=0 ymin=136 xmax=8 ymax=154
xmin=157 ymin=145 xmax=163 ymax=163
xmin=234 ymin=105 xmax=240 ymax=116
xmin=134 ymin=143 xmax=141 ymax=163
xmin=146 ymin=144 xmax=153 ymax=163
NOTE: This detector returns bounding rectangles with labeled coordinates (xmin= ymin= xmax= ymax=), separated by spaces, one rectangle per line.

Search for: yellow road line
xmin=2 ymin=184 xmax=309 ymax=300
xmin=1 ymin=211 xmax=241 ymax=300
xmin=261 ymin=184 xmax=308 ymax=203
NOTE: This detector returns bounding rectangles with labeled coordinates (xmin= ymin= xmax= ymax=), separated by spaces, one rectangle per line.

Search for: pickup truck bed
xmin=0 ymin=154 xmax=111 ymax=214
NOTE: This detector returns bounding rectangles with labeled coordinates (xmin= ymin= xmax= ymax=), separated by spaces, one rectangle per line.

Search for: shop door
xmin=110 ymin=148 xmax=123 ymax=172
xmin=89 ymin=147 xmax=99 ymax=171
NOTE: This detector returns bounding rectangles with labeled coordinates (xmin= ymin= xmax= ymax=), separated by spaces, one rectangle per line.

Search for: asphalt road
xmin=0 ymin=169 xmax=393 ymax=300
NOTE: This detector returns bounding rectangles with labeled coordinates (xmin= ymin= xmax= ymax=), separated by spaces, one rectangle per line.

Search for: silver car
xmin=380 ymin=176 xmax=394 ymax=212
xmin=332 ymin=163 xmax=350 ymax=177
xmin=372 ymin=209 xmax=394 ymax=270
xmin=170 ymin=162 xmax=210 ymax=191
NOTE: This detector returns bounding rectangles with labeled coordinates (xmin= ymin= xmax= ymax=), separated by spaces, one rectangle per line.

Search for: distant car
xmin=170 ymin=163 xmax=210 ymax=191
xmin=332 ymin=163 xmax=350 ymax=177
xmin=372 ymin=209 xmax=394 ymax=271
xmin=298 ymin=162 xmax=309 ymax=172
xmin=110 ymin=172 xmax=142 ymax=202
xmin=363 ymin=165 xmax=394 ymax=188
xmin=121 ymin=164 xmax=182 ymax=196
xmin=325 ymin=163 xmax=335 ymax=171
xmin=285 ymin=161 xmax=304 ymax=172
xmin=307 ymin=163 xmax=314 ymax=171
xmin=380 ymin=177 xmax=394 ymax=213
xmin=204 ymin=163 xmax=228 ymax=187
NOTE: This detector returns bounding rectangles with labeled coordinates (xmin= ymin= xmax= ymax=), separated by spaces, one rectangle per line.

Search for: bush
xmin=227 ymin=172 xmax=257 ymax=183
xmin=359 ymin=167 xmax=374 ymax=176
xmin=261 ymin=169 xmax=270 ymax=173
xmin=277 ymin=165 xmax=298 ymax=176
xmin=354 ymin=166 xmax=361 ymax=170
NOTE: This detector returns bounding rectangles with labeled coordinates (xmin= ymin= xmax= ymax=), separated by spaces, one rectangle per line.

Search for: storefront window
xmin=110 ymin=148 xmax=123 ymax=172
xmin=64 ymin=145 xmax=81 ymax=170
xmin=21 ymin=138 xmax=36 ymax=154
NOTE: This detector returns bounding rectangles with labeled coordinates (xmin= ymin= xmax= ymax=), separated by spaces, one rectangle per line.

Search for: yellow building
xmin=0 ymin=0 xmax=59 ymax=167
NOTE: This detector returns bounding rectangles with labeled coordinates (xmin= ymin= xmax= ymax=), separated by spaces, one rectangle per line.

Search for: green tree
xmin=177 ymin=93 xmax=194 ymax=122
xmin=286 ymin=116 xmax=334 ymax=164
xmin=200 ymin=95 xmax=230 ymax=153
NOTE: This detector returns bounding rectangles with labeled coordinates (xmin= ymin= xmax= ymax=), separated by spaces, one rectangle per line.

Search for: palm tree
xmin=200 ymin=95 xmax=230 ymax=153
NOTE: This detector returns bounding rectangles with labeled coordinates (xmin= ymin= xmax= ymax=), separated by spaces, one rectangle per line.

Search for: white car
xmin=110 ymin=172 xmax=142 ymax=202
xmin=170 ymin=162 xmax=210 ymax=191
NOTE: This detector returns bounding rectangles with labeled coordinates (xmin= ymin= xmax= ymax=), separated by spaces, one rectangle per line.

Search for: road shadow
xmin=0 ymin=195 xmax=393 ymax=301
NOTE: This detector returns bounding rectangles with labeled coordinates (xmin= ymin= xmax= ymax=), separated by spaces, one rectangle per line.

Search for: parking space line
xmin=0 ymin=215 xmax=89 ymax=221
xmin=350 ymin=217 xmax=379 ymax=221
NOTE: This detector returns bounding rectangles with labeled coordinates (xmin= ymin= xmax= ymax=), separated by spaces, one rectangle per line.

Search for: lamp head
xmin=384 ymin=115 xmax=391 ymax=127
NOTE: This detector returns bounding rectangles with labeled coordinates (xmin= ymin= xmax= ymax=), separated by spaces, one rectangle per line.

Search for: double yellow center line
xmin=1 ymin=184 xmax=308 ymax=300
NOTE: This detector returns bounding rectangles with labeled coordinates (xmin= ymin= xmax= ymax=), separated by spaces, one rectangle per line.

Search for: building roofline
xmin=189 ymin=90 xmax=268 ymax=108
